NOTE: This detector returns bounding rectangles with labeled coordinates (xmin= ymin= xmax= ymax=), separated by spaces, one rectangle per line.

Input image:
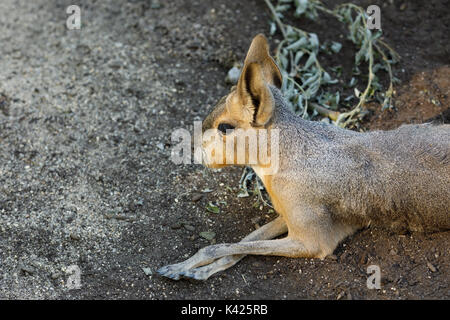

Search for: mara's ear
xmin=242 ymin=34 xmax=282 ymax=89
xmin=237 ymin=62 xmax=275 ymax=127
xmin=236 ymin=34 xmax=281 ymax=127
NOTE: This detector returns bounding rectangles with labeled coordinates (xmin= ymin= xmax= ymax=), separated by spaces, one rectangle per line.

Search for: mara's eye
xmin=217 ymin=123 xmax=235 ymax=135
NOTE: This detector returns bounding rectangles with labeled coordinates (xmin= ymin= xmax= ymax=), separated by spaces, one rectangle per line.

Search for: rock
xmin=187 ymin=41 xmax=201 ymax=50
xmin=170 ymin=222 xmax=182 ymax=230
xmin=183 ymin=224 xmax=195 ymax=232
xmin=108 ymin=60 xmax=123 ymax=69
xmin=70 ymin=233 xmax=81 ymax=241
xmin=191 ymin=193 xmax=203 ymax=202
xmin=142 ymin=267 xmax=153 ymax=276
xmin=426 ymin=261 xmax=437 ymax=273
xmin=20 ymin=264 xmax=35 ymax=275
xmin=150 ymin=0 xmax=162 ymax=9
xmin=225 ymin=66 xmax=241 ymax=84
xmin=250 ymin=216 xmax=261 ymax=225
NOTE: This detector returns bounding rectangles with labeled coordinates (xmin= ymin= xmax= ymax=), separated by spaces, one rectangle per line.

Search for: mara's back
xmin=354 ymin=123 xmax=450 ymax=232
xmin=271 ymin=93 xmax=450 ymax=233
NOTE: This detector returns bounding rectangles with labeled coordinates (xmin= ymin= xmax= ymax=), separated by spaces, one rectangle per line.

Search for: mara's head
xmin=200 ymin=34 xmax=283 ymax=170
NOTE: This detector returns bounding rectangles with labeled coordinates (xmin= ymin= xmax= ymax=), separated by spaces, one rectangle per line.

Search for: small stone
xmin=20 ymin=265 xmax=35 ymax=275
xmin=142 ymin=267 xmax=153 ymax=276
xmin=150 ymin=0 xmax=162 ymax=9
xmin=108 ymin=60 xmax=123 ymax=69
xmin=389 ymin=248 xmax=398 ymax=256
xmin=70 ymin=233 xmax=81 ymax=241
xmin=327 ymin=254 xmax=337 ymax=261
xmin=183 ymin=224 xmax=195 ymax=232
xmin=225 ymin=67 xmax=241 ymax=84
xmin=187 ymin=41 xmax=201 ymax=50
xmin=426 ymin=261 xmax=437 ymax=273
xmin=250 ymin=216 xmax=261 ymax=225
xmin=191 ymin=193 xmax=203 ymax=202
xmin=170 ymin=222 xmax=182 ymax=230
xmin=50 ymin=272 xmax=61 ymax=280
xmin=156 ymin=143 xmax=164 ymax=150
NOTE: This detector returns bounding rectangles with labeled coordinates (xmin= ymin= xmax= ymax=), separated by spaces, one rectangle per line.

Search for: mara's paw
xmin=156 ymin=263 xmax=186 ymax=281
xmin=178 ymin=268 xmax=210 ymax=281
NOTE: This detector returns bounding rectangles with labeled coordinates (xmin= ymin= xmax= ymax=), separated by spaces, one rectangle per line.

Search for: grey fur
xmin=269 ymin=86 xmax=449 ymax=234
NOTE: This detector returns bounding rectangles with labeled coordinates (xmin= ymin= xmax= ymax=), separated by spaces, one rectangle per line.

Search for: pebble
xmin=50 ymin=272 xmax=61 ymax=280
xmin=70 ymin=233 xmax=81 ymax=241
xmin=156 ymin=143 xmax=164 ymax=150
xmin=142 ymin=267 xmax=153 ymax=276
xmin=225 ymin=66 xmax=241 ymax=84
xmin=389 ymin=248 xmax=398 ymax=256
xmin=150 ymin=0 xmax=162 ymax=9
xmin=108 ymin=60 xmax=123 ymax=69
xmin=191 ymin=193 xmax=203 ymax=202
xmin=426 ymin=261 xmax=437 ymax=273
xmin=20 ymin=265 xmax=35 ymax=275
xmin=183 ymin=224 xmax=195 ymax=232
xmin=170 ymin=222 xmax=182 ymax=230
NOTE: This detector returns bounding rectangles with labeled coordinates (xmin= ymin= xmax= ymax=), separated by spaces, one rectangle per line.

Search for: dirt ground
xmin=0 ymin=0 xmax=448 ymax=299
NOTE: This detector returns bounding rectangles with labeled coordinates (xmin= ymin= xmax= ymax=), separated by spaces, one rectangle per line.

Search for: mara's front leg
xmin=157 ymin=205 xmax=356 ymax=280
xmin=157 ymin=217 xmax=288 ymax=280
xmin=171 ymin=216 xmax=288 ymax=280
xmin=157 ymin=227 xmax=317 ymax=281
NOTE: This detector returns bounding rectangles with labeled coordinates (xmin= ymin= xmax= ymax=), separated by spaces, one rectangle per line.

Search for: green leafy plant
xmin=264 ymin=0 xmax=399 ymax=128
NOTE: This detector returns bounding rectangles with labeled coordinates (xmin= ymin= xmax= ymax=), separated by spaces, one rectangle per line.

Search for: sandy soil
xmin=0 ymin=0 xmax=448 ymax=299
